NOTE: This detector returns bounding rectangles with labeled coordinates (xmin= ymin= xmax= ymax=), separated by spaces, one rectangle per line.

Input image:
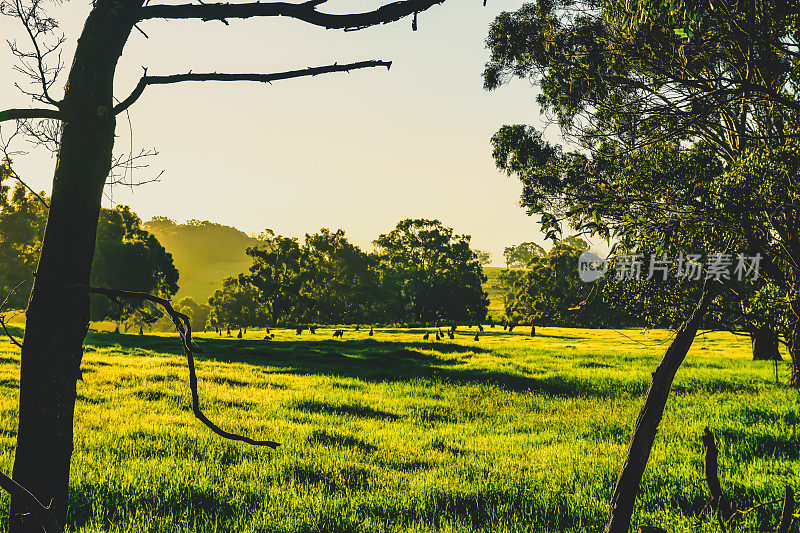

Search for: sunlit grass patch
xmin=0 ymin=325 xmax=794 ymax=532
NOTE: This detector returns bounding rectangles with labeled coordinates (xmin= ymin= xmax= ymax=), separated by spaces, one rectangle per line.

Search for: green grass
xmin=0 ymin=325 xmax=796 ymax=532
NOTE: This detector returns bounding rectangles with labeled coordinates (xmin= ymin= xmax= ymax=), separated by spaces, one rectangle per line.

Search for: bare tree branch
xmin=88 ymin=287 xmax=281 ymax=449
xmin=113 ymin=60 xmax=392 ymax=115
xmin=0 ymin=317 xmax=23 ymax=349
xmin=3 ymin=0 xmax=66 ymax=106
xmin=4 ymin=166 xmax=49 ymax=208
xmin=137 ymin=0 xmax=445 ymax=30
xmin=0 ymin=108 xmax=61 ymax=122
xmin=0 ymin=471 xmax=60 ymax=533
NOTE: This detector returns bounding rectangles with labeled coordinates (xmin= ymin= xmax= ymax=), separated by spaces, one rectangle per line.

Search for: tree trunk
xmin=751 ymin=325 xmax=781 ymax=361
xmin=10 ymin=2 xmax=136 ymax=530
xmin=789 ymin=297 xmax=800 ymax=388
xmin=603 ymin=284 xmax=715 ymax=533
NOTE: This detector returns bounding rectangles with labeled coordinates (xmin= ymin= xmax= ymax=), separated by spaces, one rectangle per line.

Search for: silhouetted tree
xmin=374 ymin=218 xmax=488 ymax=324
xmin=208 ymin=277 xmax=263 ymax=331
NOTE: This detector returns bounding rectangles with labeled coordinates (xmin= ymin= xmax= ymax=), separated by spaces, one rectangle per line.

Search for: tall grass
xmin=0 ymin=325 xmax=795 ymax=532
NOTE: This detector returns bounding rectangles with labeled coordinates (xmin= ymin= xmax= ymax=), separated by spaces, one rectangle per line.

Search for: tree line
xmin=0 ymin=171 xmax=488 ymax=331
xmin=203 ymin=219 xmax=489 ymax=330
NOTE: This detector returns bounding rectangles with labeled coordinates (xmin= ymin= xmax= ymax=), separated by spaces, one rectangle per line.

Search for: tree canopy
xmin=0 ymin=161 xmax=179 ymax=323
xmin=374 ymin=219 xmax=488 ymax=324
xmin=484 ymin=0 xmax=800 ymax=385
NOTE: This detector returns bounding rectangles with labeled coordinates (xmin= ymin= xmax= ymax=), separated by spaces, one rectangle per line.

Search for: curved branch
xmin=0 ymin=471 xmax=60 ymax=532
xmin=137 ymin=0 xmax=445 ymax=30
xmin=89 ymin=287 xmax=280 ymax=449
xmin=113 ymin=60 xmax=392 ymax=115
xmin=0 ymin=108 xmax=62 ymax=123
xmin=0 ymin=317 xmax=23 ymax=349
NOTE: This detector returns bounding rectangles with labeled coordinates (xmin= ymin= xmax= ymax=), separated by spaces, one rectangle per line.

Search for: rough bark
xmin=10 ymin=0 xmax=138 ymax=530
xmin=775 ymin=486 xmax=794 ymax=533
xmin=603 ymin=284 xmax=715 ymax=533
xmin=751 ymin=325 xmax=781 ymax=361
xmin=789 ymin=298 xmax=800 ymax=387
xmin=702 ymin=427 xmax=732 ymax=523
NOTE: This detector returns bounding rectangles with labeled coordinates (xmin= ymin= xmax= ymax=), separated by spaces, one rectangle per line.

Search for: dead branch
xmin=0 ymin=316 xmax=23 ymax=349
xmin=0 ymin=108 xmax=61 ymax=122
xmin=0 ymin=471 xmax=60 ymax=532
xmin=88 ymin=287 xmax=280 ymax=449
xmin=137 ymin=0 xmax=445 ymax=31
xmin=113 ymin=60 xmax=392 ymax=115
xmin=3 ymin=0 xmax=66 ymax=106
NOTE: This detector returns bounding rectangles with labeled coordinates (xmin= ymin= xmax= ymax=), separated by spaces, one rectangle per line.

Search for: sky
xmin=1 ymin=0 xmax=570 ymax=265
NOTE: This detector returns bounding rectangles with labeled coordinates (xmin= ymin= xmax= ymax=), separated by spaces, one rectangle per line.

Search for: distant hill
xmin=143 ymin=217 xmax=261 ymax=302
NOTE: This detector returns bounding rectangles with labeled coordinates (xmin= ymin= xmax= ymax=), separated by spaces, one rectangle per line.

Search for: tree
xmin=483 ymin=1 xmax=800 ymax=530
xmin=502 ymin=241 xmax=545 ymax=268
xmin=242 ymin=230 xmax=307 ymax=327
xmin=374 ymin=218 xmax=488 ymax=324
xmin=173 ymin=297 xmax=211 ymax=333
xmin=0 ymin=167 xmax=178 ymax=324
xmin=498 ymin=237 xmax=605 ymax=326
xmin=208 ymin=277 xmax=263 ymax=331
xmin=0 ymin=0 xmax=447 ymax=527
xmin=473 ymin=249 xmax=492 ymax=266
xmin=484 ymin=0 xmax=800 ymax=385
xmin=0 ymin=161 xmax=47 ymax=310
xmin=301 ymin=228 xmax=382 ymax=324
xmin=90 ymin=206 xmax=179 ymax=324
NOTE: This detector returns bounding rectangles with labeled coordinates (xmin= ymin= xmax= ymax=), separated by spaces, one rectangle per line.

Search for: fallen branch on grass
xmin=89 ymin=287 xmax=280 ymax=448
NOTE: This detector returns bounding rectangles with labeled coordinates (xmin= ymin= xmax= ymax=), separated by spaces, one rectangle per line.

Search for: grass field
xmin=0 ymin=325 xmax=796 ymax=532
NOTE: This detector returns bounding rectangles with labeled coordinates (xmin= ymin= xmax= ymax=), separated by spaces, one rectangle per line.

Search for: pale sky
xmin=1 ymin=0 xmax=567 ymax=265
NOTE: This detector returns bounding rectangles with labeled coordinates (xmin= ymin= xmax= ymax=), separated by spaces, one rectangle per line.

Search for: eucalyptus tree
xmin=483 ymin=0 xmax=800 ymax=530
xmin=484 ymin=0 xmax=800 ymax=384
xmin=0 ymin=0 xmax=448 ymax=528
xmin=374 ymin=218 xmax=488 ymax=324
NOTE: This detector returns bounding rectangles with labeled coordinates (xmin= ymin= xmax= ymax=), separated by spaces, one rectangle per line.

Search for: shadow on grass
xmin=82 ymin=330 xmax=763 ymax=399
xmin=83 ymin=331 xmax=654 ymax=398
xmin=717 ymin=428 xmax=799 ymax=460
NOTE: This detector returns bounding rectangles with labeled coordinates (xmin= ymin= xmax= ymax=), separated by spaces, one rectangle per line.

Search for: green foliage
xmin=374 ymin=219 xmax=489 ymax=324
xmin=0 ymin=160 xmax=47 ymax=310
xmin=473 ymin=249 xmax=492 ymax=266
xmin=174 ymin=297 xmax=212 ymax=333
xmin=240 ymin=230 xmax=306 ymax=326
xmin=90 ymin=206 xmax=179 ymax=324
xmin=207 ymin=277 xmax=263 ymax=330
xmin=497 ymin=237 xmax=610 ymax=326
xmin=301 ymin=228 xmax=383 ymax=324
xmin=483 ymin=0 xmax=800 ymax=361
xmin=0 ymin=162 xmax=178 ymax=323
xmin=223 ymin=222 xmax=488 ymax=327
xmin=484 ymin=0 xmax=800 ymax=157
xmin=502 ymin=241 xmax=546 ymax=268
